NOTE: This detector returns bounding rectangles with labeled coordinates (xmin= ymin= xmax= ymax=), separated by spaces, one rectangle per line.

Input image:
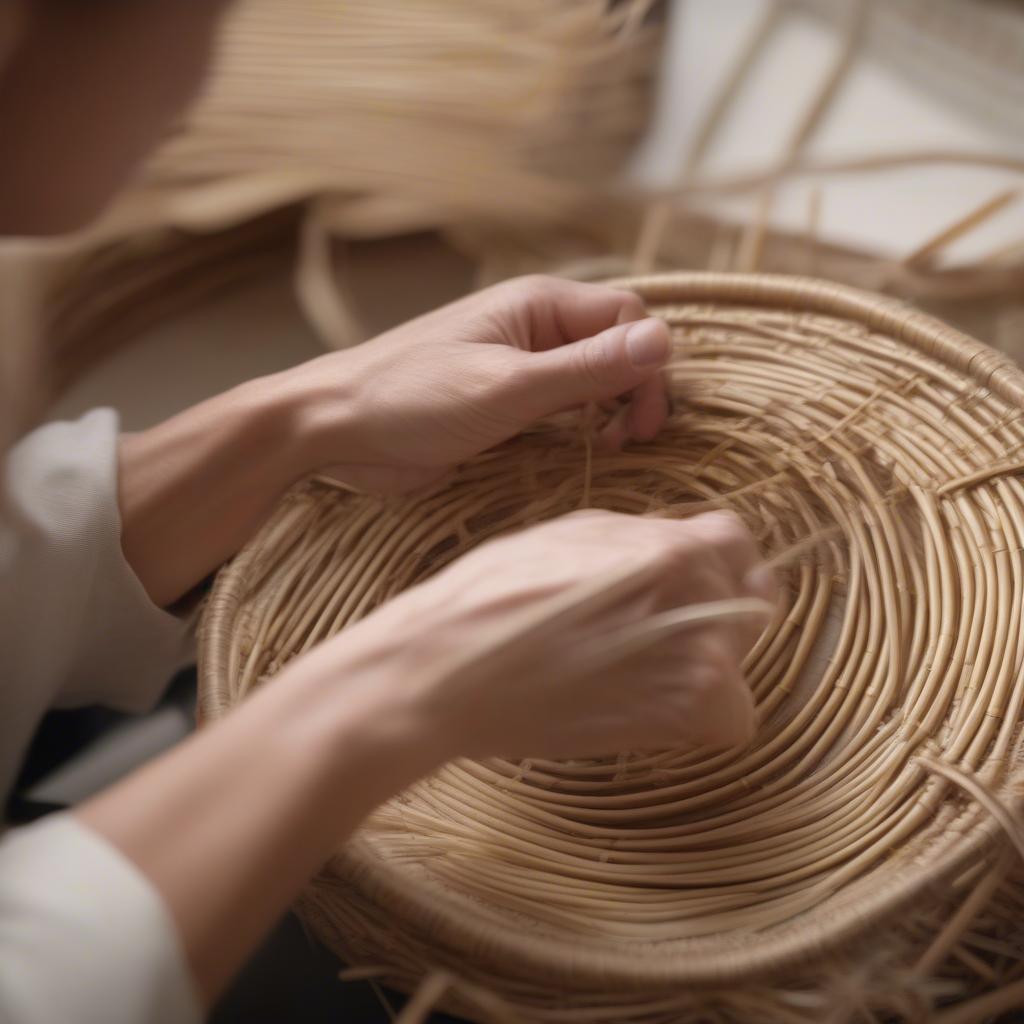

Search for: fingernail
xmin=743 ymin=565 xmax=777 ymax=604
xmin=625 ymin=318 xmax=669 ymax=368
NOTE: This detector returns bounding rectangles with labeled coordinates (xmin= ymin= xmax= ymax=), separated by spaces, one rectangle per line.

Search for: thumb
xmin=525 ymin=317 xmax=671 ymax=413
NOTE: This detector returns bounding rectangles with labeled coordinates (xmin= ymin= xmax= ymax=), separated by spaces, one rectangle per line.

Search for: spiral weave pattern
xmin=200 ymin=274 xmax=1024 ymax=1022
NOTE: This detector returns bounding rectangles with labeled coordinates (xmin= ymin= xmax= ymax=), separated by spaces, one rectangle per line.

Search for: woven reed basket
xmin=199 ymin=273 xmax=1024 ymax=1023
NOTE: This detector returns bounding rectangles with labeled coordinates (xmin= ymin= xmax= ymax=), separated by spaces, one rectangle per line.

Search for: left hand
xmin=287 ymin=275 xmax=672 ymax=494
xmin=117 ymin=275 xmax=670 ymax=607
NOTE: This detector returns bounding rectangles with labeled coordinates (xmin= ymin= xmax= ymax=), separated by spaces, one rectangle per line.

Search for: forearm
xmin=76 ymin=637 xmax=447 ymax=1005
xmin=118 ymin=371 xmax=351 ymax=607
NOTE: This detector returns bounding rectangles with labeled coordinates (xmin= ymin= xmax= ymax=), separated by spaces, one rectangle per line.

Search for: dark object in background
xmin=8 ymin=669 xmax=196 ymax=822
xmin=211 ymin=913 xmax=466 ymax=1024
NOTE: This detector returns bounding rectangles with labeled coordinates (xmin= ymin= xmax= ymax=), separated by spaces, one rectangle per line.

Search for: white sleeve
xmin=0 ymin=814 xmax=200 ymax=1024
xmin=1 ymin=407 xmax=192 ymax=714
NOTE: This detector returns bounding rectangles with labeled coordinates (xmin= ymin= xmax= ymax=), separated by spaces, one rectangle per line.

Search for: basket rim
xmin=199 ymin=271 xmax=1024 ymax=987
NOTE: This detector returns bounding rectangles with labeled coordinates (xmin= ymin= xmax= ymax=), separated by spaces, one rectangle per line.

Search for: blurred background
xmin=37 ymin=0 xmax=1022 ymax=439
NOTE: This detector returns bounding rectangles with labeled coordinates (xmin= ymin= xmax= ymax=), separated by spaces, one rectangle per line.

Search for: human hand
xmin=284 ymin=275 xmax=672 ymax=494
xmin=293 ymin=509 xmax=776 ymax=761
xmin=77 ymin=512 xmax=769 ymax=1013
xmin=116 ymin=278 xmax=667 ymax=607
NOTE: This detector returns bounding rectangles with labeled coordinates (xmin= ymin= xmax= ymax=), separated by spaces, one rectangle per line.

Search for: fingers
xmin=555 ymin=510 xmax=775 ymax=607
xmin=504 ymin=275 xmax=648 ymax=351
xmin=685 ymin=658 xmax=757 ymax=748
xmin=597 ymin=371 xmax=670 ymax=449
xmin=655 ymin=514 xmax=771 ymax=748
xmin=628 ymin=371 xmax=671 ymax=442
xmin=670 ymin=512 xmax=776 ymax=658
xmin=685 ymin=511 xmax=759 ymax=580
xmin=686 ymin=512 xmax=777 ymax=605
xmin=633 ymin=634 xmax=755 ymax=750
xmin=492 ymin=275 xmax=673 ymax=443
xmin=657 ymin=627 xmax=757 ymax=749
xmin=520 ymin=317 xmax=671 ymax=420
xmin=412 ymin=507 xmax=772 ymax=759
xmin=595 ymin=510 xmax=774 ymax=667
xmin=550 ymin=509 xmax=774 ymax=666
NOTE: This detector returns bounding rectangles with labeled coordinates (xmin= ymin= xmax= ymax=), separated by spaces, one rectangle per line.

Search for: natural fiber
xmin=795 ymin=0 xmax=1024 ymax=139
xmin=35 ymin=209 xmax=296 ymax=391
xmin=128 ymin=0 xmax=660 ymax=232
xmin=11 ymin=0 xmax=661 ymax=383
xmin=200 ymin=272 xmax=1024 ymax=1023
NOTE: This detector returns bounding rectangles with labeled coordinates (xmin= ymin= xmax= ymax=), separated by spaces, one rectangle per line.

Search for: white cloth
xmin=0 ymin=409 xmax=200 ymax=1024
xmin=0 ymin=815 xmax=199 ymax=1024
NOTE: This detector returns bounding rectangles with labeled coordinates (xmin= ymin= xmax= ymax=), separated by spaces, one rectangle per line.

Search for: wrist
xmin=118 ymin=374 xmax=340 ymax=606
xmin=227 ymin=374 xmax=317 ymax=489
xmin=265 ymin=632 xmax=457 ymax=811
xmin=254 ymin=355 xmax=364 ymax=483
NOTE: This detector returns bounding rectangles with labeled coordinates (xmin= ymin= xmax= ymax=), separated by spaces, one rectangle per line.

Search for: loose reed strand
xmin=932 ymin=978 xmax=1024 ymax=1024
xmin=575 ymin=598 xmax=775 ymax=673
xmin=781 ymin=0 xmax=868 ymax=161
xmin=916 ymin=755 xmax=1024 ymax=862
xmin=372 ymin=979 xmax=398 ymax=1023
xmin=681 ymin=149 xmax=1024 ymax=198
xmin=631 ymin=0 xmax=784 ymax=274
xmin=903 ymin=188 xmax=1021 ymax=269
xmin=580 ymin=401 xmax=597 ymax=509
xmin=763 ymin=526 xmax=844 ymax=570
xmin=804 ymin=187 xmax=822 ymax=276
xmin=914 ymin=850 xmax=1014 ymax=977
xmin=394 ymin=971 xmax=452 ymax=1024
xmin=734 ymin=187 xmax=774 ymax=273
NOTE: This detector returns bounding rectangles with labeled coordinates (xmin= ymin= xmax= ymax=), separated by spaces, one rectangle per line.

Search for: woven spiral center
xmin=205 ymin=285 xmax=1024 ymax=1011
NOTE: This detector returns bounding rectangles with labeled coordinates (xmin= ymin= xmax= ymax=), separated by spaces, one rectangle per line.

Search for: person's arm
xmin=119 ymin=276 xmax=672 ymax=606
xmin=117 ymin=376 xmax=317 ymax=608
xmin=79 ymin=509 xmax=775 ymax=1006
xmin=77 ymin=626 xmax=441 ymax=1003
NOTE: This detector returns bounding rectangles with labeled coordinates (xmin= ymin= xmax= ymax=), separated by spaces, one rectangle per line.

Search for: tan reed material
xmin=105 ymin=0 xmax=660 ymax=246
xmin=200 ymin=272 xmax=1024 ymax=1022
xmin=40 ymin=210 xmax=296 ymax=390
xmin=794 ymin=0 xmax=1024 ymax=140
xmin=5 ymin=0 xmax=662 ymax=381
xmin=903 ymin=189 xmax=1022 ymax=271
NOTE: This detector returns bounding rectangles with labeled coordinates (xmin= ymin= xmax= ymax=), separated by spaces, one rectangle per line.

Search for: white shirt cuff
xmin=0 ymin=814 xmax=201 ymax=1024
xmin=4 ymin=408 xmax=192 ymax=712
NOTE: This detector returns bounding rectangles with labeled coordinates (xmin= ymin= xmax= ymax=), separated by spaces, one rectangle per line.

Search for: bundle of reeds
xmin=199 ymin=272 xmax=1024 ymax=1023
xmin=126 ymin=0 xmax=661 ymax=232
xmin=15 ymin=0 xmax=662 ymax=382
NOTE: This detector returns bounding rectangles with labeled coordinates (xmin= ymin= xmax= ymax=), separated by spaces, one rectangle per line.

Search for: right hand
xmin=300 ymin=509 xmax=777 ymax=761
